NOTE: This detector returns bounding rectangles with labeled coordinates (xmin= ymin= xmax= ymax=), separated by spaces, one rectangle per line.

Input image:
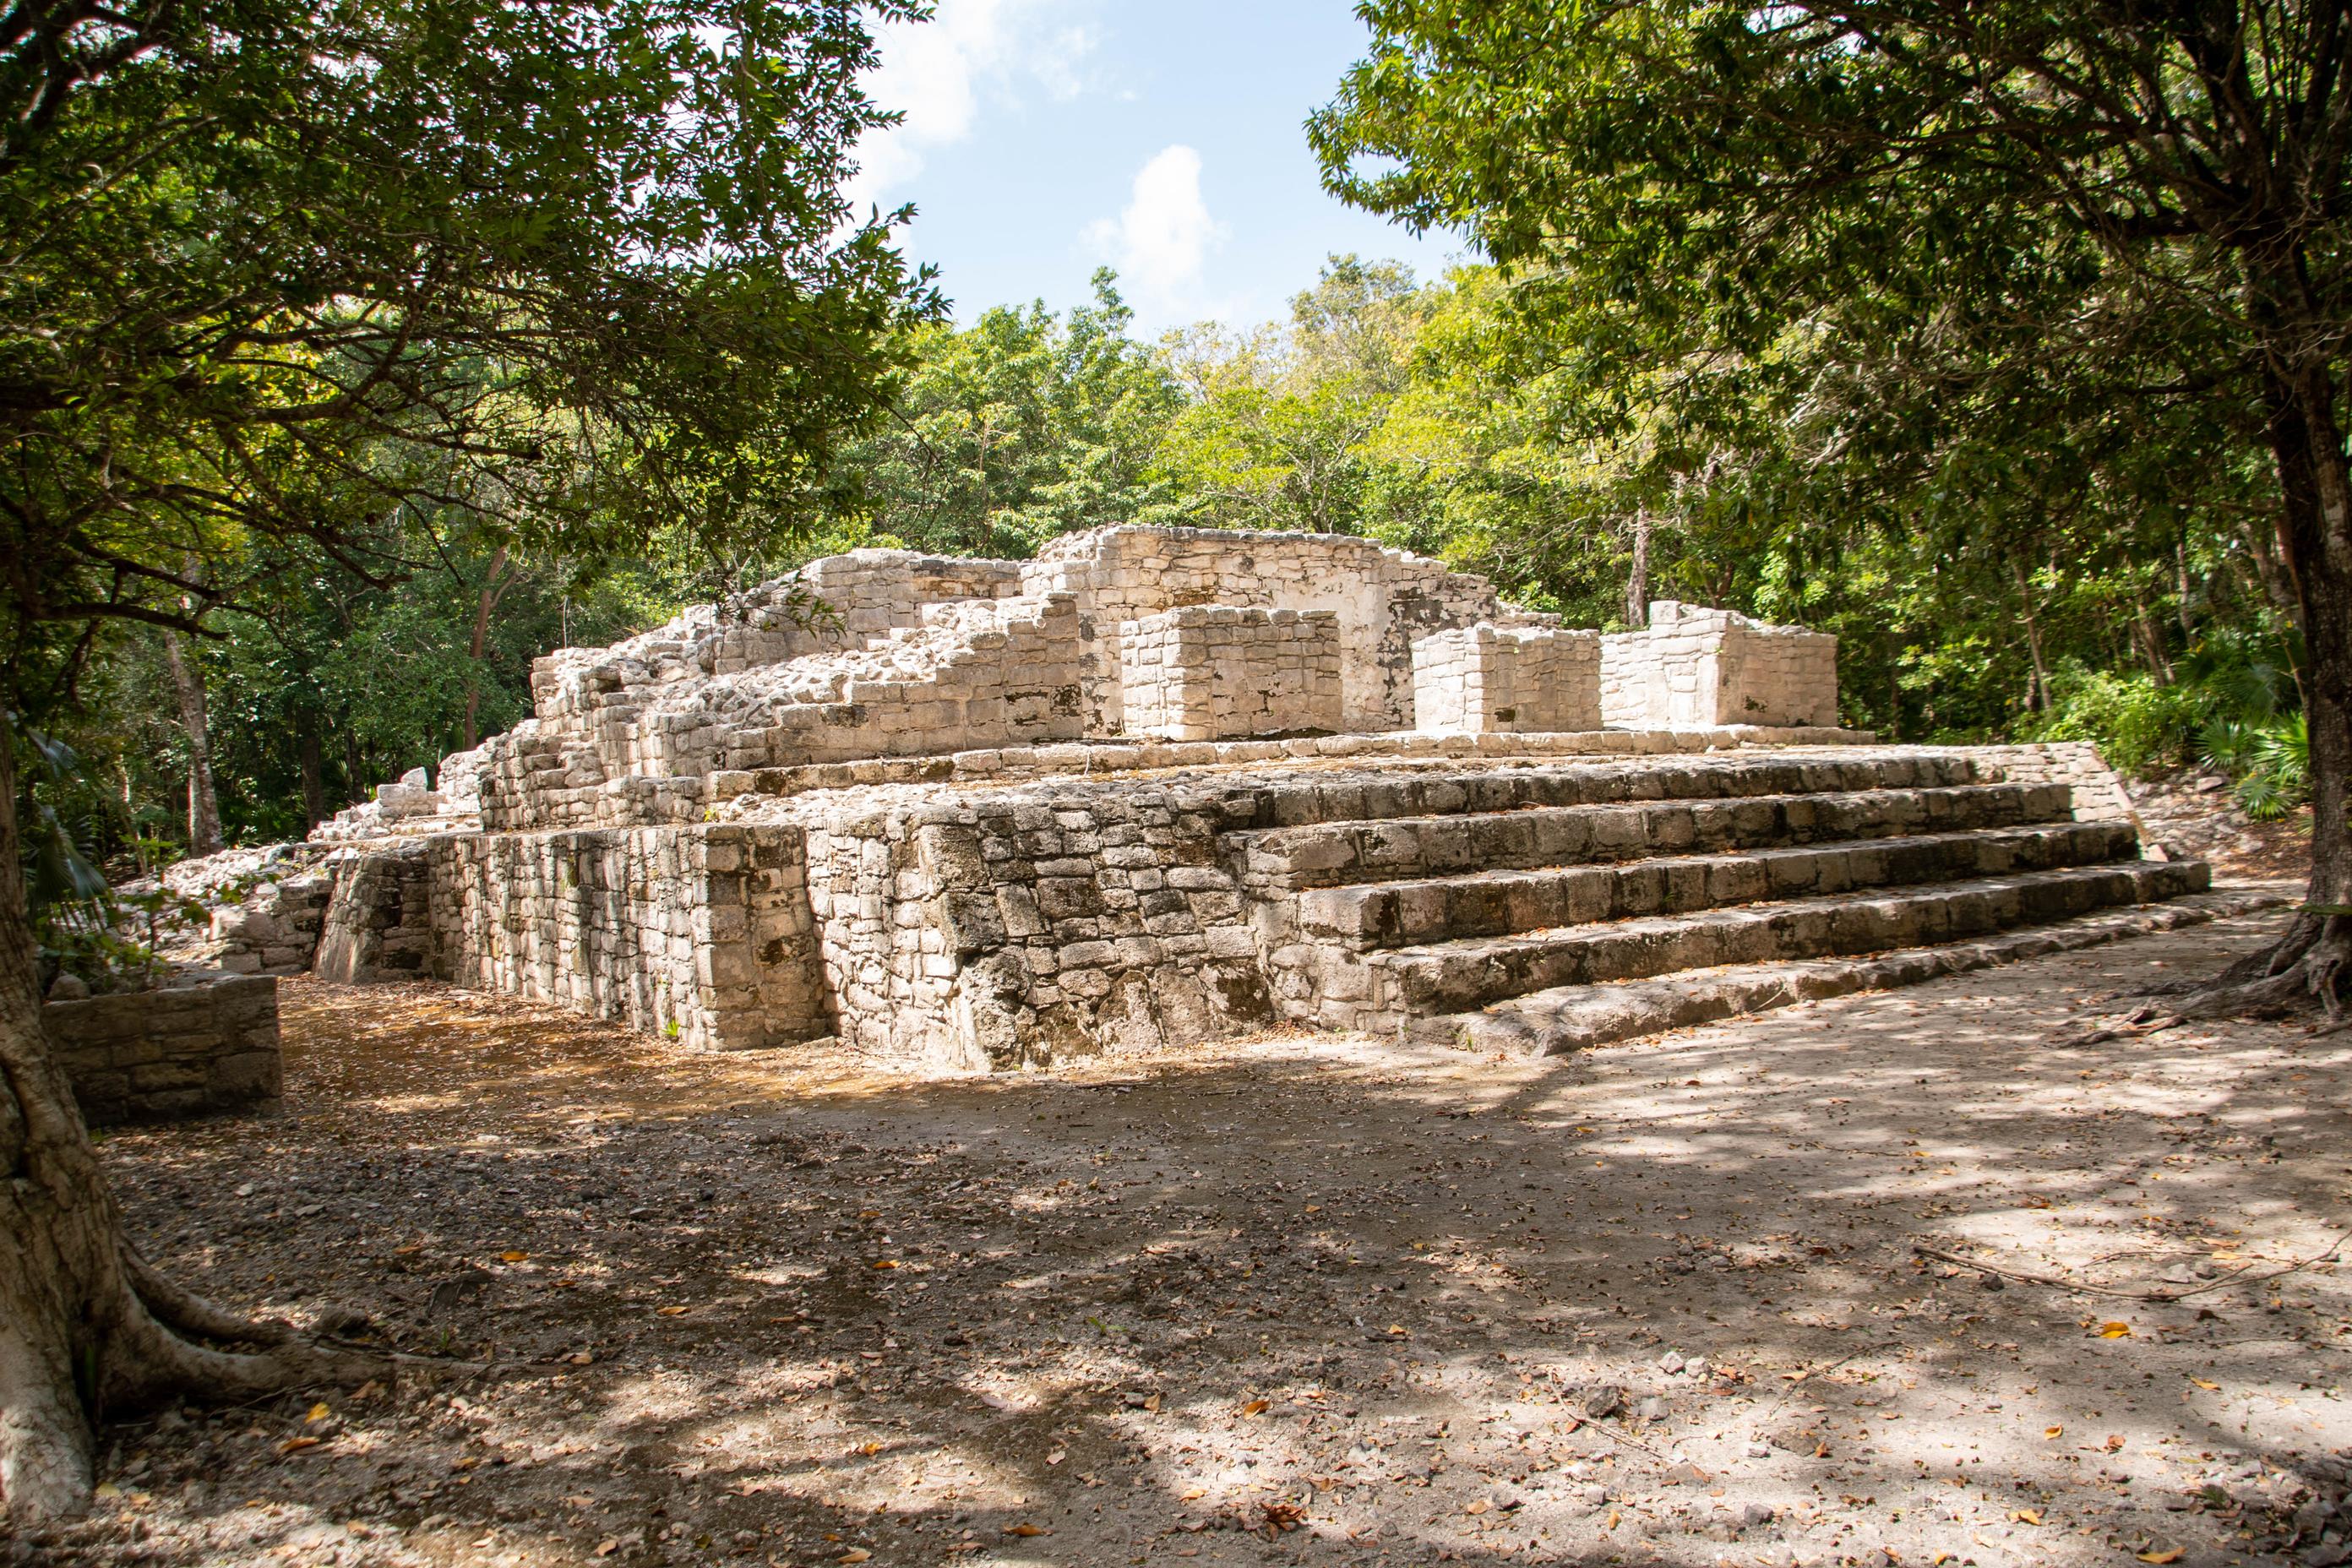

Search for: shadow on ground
xmin=20 ymin=907 xmax=2352 ymax=1568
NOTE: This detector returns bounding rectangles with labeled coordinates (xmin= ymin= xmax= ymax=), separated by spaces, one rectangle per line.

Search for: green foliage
xmin=3 ymin=0 xmax=934 ymax=702
xmin=2026 ymin=669 xmax=2207 ymax=776
xmin=841 ymin=271 xmax=1184 ymax=558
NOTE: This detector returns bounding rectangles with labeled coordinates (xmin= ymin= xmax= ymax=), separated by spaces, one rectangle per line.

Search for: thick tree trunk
xmin=158 ymin=630 xmax=223 ymax=858
xmin=2175 ymin=368 xmax=2352 ymax=1016
xmin=0 ymin=716 xmax=375 ymax=1525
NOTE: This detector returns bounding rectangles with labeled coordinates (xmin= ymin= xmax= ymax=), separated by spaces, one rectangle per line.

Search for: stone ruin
xmin=159 ymin=525 xmax=2246 ymax=1080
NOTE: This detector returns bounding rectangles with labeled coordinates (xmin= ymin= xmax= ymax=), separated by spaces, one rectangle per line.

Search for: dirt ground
xmin=16 ymin=905 xmax=2352 ymax=1568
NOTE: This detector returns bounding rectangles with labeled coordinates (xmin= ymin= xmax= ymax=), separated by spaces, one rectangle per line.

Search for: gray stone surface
xmin=46 ymin=972 xmax=281 ymax=1124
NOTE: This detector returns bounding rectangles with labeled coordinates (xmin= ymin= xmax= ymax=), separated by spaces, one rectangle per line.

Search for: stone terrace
xmin=226 ymin=525 xmax=2247 ymax=1075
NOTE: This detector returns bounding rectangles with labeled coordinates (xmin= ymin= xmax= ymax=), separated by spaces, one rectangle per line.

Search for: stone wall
xmin=1957 ymin=740 xmax=2140 ymax=827
xmin=1601 ymin=602 xmax=1839 ymax=728
xmin=1119 ymin=607 xmax=1343 ymax=741
xmin=210 ymin=871 xmax=332 ymax=976
xmin=1412 ymin=623 xmax=1602 ymax=734
xmin=798 ymin=786 xmax=1271 ymax=1071
xmin=313 ymin=843 xmax=435 ymax=984
xmin=1026 ymin=525 xmax=1539 ymax=737
xmin=428 ymin=825 xmax=827 ymax=1051
xmin=46 ymin=974 xmax=281 ymax=1125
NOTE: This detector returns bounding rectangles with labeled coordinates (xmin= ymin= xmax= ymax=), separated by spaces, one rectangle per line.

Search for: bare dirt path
xmin=15 ymin=906 xmax=2352 ymax=1568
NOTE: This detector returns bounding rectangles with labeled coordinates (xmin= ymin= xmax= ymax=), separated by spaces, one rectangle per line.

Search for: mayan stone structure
xmin=246 ymin=525 xmax=2240 ymax=1073
xmin=1413 ymin=623 xmax=1603 ymax=734
xmin=1601 ymin=600 xmax=1840 ymax=729
xmin=1120 ymin=606 xmax=1344 ymax=741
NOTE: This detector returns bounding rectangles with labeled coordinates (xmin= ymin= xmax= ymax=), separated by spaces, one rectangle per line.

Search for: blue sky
xmin=842 ymin=1 xmax=1473 ymax=335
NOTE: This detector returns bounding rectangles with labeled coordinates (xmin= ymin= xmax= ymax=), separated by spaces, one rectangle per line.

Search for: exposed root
xmin=1916 ymin=1231 xmax=2352 ymax=1303
xmin=2054 ymin=912 xmax=2347 ymax=1044
xmin=121 ymin=1248 xmax=299 ymax=1350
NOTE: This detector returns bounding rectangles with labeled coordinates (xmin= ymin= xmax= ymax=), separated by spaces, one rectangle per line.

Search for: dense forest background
xmin=46 ymin=255 xmax=2308 ymax=868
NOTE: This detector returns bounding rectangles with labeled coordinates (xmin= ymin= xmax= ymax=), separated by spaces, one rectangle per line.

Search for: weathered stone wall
xmin=1119 ymin=606 xmax=1343 ymax=741
xmin=797 ymin=785 xmax=1271 ymax=1071
xmin=1412 ymin=624 xmax=1602 ymax=734
xmin=428 ymin=825 xmax=827 ymax=1051
xmin=1024 ymin=525 xmax=1540 ymax=736
xmin=46 ymin=974 xmax=280 ymax=1125
xmin=313 ymin=843 xmax=435 ymax=984
xmin=1957 ymin=740 xmax=2140 ymax=826
xmin=210 ymin=871 xmax=333 ymax=976
xmin=1601 ymin=602 xmax=1839 ymax=728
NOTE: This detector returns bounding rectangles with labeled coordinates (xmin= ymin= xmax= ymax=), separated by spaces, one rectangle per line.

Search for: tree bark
xmin=296 ymin=718 xmax=328 ymax=829
xmin=2184 ymin=364 xmax=2352 ymax=1015
xmin=1625 ymin=509 xmax=1652 ymax=629
xmin=2010 ymin=559 xmax=2050 ymax=712
xmin=158 ymin=630 xmax=223 ymax=858
xmin=0 ymin=716 xmax=378 ymax=1524
xmin=459 ymin=547 xmax=510 ymax=753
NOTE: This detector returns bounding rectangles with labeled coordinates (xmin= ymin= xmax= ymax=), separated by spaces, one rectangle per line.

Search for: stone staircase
xmin=1240 ymin=751 xmax=2244 ymax=1054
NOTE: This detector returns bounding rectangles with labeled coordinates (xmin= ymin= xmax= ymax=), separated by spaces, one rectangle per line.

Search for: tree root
xmin=1916 ymin=1232 xmax=2352 ymax=1303
xmin=2052 ymin=911 xmax=2348 ymax=1045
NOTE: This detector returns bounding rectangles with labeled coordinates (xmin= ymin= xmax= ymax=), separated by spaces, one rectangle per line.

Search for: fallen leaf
xmin=93 ymin=1483 xmax=122 ymax=1500
xmin=2043 ymin=1426 xmax=2064 ymax=1440
xmin=498 ymin=1250 xmax=527 ymax=1263
xmin=2104 ymin=1435 xmax=2125 ymax=1452
xmin=1179 ymin=1488 xmax=1206 ymax=1501
xmin=1003 ymin=1522 xmax=1046 ymax=1537
xmin=871 ymin=1260 xmax=898 ymax=1271
xmin=838 ymin=1551 xmax=872 ymax=1565
xmin=1143 ymin=1393 xmax=1162 ymax=1413
xmin=305 ymin=1403 xmax=331 ymax=1424
xmin=2100 ymin=1321 xmax=2133 ymax=1339
xmin=594 ymin=1542 xmax=618 ymax=1559
xmin=2191 ymin=1378 xmax=2221 ymax=1391
xmin=1240 ymin=1399 xmax=1270 ymax=1417
xmin=277 ymin=1436 xmax=320 ymax=1456
xmin=2137 ymin=1553 xmax=2183 ymax=1565
xmin=1045 ymin=1450 xmax=1066 ymax=1466
xmin=2012 ymin=1509 xmax=2042 ymax=1526
xmin=656 ymin=1305 xmax=689 ymax=1316
xmin=1463 ymin=1500 xmax=1489 ymax=1516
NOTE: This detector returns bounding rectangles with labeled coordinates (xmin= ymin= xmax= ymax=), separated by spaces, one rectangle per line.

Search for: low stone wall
xmin=1602 ymin=602 xmax=1838 ymax=728
xmin=313 ymin=843 xmax=435 ymax=984
xmin=1119 ymin=606 xmax=1342 ymax=740
xmin=429 ymin=825 xmax=827 ymax=1051
xmin=1413 ymin=623 xmax=1601 ymax=733
xmin=46 ymin=974 xmax=281 ymax=1125
xmin=1958 ymin=740 xmax=2140 ymax=828
xmin=210 ymin=871 xmax=332 ymax=976
xmin=799 ymin=785 xmax=1272 ymax=1071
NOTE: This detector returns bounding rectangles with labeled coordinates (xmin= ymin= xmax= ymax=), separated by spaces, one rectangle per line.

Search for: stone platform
xmin=217 ymin=525 xmax=2230 ymax=1070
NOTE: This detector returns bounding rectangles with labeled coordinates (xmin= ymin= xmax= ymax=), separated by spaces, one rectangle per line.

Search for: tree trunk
xmin=2132 ymin=586 xmax=2174 ymax=685
xmin=2180 ymin=367 xmax=2352 ymax=1016
xmin=297 ymin=719 xmax=328 ymax=830
xmin=0 ymin=716 xmax=376 ymax=1524
xmin=1625 ymin=509 xmax=1652 ymax=629
xmin=158 ymin=630 xmax=223 ymax=858
xmin=2010 ymin=559 xmax=2050 ymax=712
xmin=459 ymin=547 xmax=510 ymax=752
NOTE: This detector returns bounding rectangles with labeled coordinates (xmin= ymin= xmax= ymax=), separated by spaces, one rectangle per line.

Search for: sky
xmin=840 ymin=0 xmax=1473 ymax=336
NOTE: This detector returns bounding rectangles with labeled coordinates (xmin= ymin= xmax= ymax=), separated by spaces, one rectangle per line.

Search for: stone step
xmin=1354 ymin=861 xmax=2211 ymax=1021
xmin=1243 ymin=781 xmax=2077 ymax=890
xmin=1295 ymin=820 xmax=2142 ymax=950
xmin=1414 ymin=885 xmax=2288 ymax=1055
xmin=1228 ymin=751 xmax=1984 ymax=834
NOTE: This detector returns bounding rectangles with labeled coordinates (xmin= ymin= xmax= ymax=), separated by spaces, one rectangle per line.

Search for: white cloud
xmin=1085 ymin=144 xmax=1228 ymax=325
xmin=842 ymin=0 xmax=1098 ymax=215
